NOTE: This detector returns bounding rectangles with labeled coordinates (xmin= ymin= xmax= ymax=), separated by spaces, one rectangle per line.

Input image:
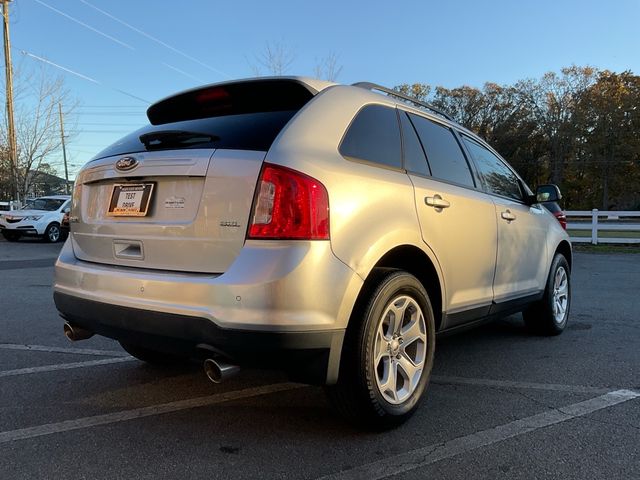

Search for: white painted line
xmin=431 ymin=375 xmax=610 ymax=394
xmin=319 ymin=389 xmax=640 ymax=480
xmin=0 ymin=382 xmax=302 ymax=443
xmin=0 ymin=343 xmax=128 ymax=357
xmin=0 ymin=357 xmax=135 ymax=378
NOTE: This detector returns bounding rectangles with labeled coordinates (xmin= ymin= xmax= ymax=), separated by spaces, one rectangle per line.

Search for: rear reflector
xmin=248 ymin=164 xmax=329 ymax=240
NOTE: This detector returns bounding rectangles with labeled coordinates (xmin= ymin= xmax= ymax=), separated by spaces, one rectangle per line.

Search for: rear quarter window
xmin=339 ymin=104 xmax=402 ymax=169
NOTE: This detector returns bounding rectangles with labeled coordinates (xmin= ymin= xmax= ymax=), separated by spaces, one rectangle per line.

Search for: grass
xmin=568 ymin=229 xmax=640 ymax=239
xmin=573 ymin=244 xmax=640 ymax=254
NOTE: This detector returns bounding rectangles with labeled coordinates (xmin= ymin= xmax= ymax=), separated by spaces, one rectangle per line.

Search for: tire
xmin=2 ymin=231 xmax=21 ymax=242
xmin=325 ymin=270 xmax=436 ymax=430
xmin=523 ymin=254 xmax=571 ymax=336
xmin=43 ymin=222 xmax=61 ymax=243
xmin=119 ymin=342 xmax=187 ymax=365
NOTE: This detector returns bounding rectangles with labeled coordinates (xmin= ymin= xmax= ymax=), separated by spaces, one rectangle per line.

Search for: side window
xmin=340 ymin=105 xmax=402 ymax=169
xmin=462 ymin=137 xmax=523 ymax=201
xmin=408 ymin=113 xmax=475 ymax=187
xmin=399 ymin=112 xmax=430 ymax=176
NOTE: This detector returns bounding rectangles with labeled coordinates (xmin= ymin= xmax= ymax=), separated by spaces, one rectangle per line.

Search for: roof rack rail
xmin=352 ymin=82 xmax=453 ymax=121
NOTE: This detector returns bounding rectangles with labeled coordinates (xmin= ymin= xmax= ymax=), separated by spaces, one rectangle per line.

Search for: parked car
xmin=54 ymin=77 xmax=571 ymax=429
xmin=60 ymin=210 xmax=70 ymax=241
xmin=0 ymin=195 xmax=71 ymax=242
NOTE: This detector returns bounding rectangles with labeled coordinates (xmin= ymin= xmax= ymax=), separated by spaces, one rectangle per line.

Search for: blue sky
xmin=5 ymin=0 xmax=640 ymax=179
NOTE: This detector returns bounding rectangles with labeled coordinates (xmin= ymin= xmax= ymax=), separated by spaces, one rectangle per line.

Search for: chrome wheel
xmin=552 ymin=266 xmax=569 ymax=324
xmin=373 ymin=295 xmax=427 ymax=405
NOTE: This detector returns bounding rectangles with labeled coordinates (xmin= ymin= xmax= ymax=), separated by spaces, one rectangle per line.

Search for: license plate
xmin=107 ymin=183 xmax=154 ymax=217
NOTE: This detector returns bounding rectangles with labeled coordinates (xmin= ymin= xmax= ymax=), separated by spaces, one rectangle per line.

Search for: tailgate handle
xmin=113 ymin=240 xmax=144 ymax=260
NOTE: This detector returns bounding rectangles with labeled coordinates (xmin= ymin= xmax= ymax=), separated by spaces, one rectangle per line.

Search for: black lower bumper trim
xmin=54 ymin=292 xmax=343 ymax=385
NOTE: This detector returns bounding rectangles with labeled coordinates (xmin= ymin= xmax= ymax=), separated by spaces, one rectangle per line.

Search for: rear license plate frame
xmin=107 ymin=183 xmax=155 ymax=217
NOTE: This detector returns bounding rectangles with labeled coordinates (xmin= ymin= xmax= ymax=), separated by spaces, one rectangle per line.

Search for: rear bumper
xmin=53 ymin=239 xmax=363 ymax=384
xmin=55 ymin=292 xmax=343 ymax=384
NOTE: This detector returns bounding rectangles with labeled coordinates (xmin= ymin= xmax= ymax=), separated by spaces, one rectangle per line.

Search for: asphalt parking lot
xmin=0 ymin=238 xmax=638 ymax=479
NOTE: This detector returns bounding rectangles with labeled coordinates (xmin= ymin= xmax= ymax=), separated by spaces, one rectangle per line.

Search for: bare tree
xmin=0 ymin=65 xmax=76 ymax=199
xmin=313 ymin=52 xmax=343 ymax=81
xmin=250 ymin=41 xmax=295 ymax=76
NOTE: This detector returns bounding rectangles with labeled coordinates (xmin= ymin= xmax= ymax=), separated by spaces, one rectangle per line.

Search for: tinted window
xmin=408 ymin=113 xmax=474 ymax=187
xmin=340 ymin=105 xmax=402 ymax=169
xmin=32 ymin=198 xmax=66 ymax=211
xmin=462 ymin=137 xmax=523 ymax=201
xmin=400 ymin=112 xmax=430 ymax=176
xmin=92 ymin=110 xmax=298 ymax=160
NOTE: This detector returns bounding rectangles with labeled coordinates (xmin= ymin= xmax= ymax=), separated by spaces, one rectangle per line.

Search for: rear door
xmin=403 ymin=111 xmax=497 ymax=324
xmin=461 ymin=135 xmax=548 ymax=302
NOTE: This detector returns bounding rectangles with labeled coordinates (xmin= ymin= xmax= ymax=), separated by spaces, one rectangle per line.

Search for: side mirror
xmin=535 ymin=184 xmax=562 ymax=203
xmin=64 ymin=207 xmax=71 ymax=214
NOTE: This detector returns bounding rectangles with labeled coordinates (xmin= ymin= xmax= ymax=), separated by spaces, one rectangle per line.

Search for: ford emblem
xmin=115 ymin=156 xmax=138 ymax=172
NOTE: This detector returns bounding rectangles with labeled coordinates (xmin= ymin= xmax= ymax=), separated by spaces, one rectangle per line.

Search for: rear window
xmin=92 ymin=79 xmax=316 ymax=160
xmin=92 ymin=111 xmax=298 ymax=159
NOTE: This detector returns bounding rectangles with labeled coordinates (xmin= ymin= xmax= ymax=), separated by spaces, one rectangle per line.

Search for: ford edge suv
xmin=54 ymin=77 xmax=571 ymax=428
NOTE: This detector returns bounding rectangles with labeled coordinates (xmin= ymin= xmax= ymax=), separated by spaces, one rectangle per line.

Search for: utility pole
xmin=2 ymin=0 xmax=18 ymax=202
xmin=58 ymin=103 xmax=69 ymax=194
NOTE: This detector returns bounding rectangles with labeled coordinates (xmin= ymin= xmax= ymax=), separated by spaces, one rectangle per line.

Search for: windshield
xmin=29 ymin=198 xmax=66 ymax=211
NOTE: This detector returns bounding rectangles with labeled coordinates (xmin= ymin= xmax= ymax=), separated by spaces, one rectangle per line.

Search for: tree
xmin=313 ymin=52 xmax=343 ymax=81
xmin=522 ymin=66 xmax=597 ymax=187
xmin=572 ymin=71 xmax=640 ymax=209
xmin=0 ymin=66 xmax=76 ymax=200
xmin=250 ymin=41 xmax=295 ymax=76
xmin=394 ymin=83 xmax=431 ymax=102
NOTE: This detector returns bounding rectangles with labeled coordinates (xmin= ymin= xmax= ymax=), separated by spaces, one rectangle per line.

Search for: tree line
xmin=396 ymin=66 xmax=640 ymax=210
xmin=2 ymin=65 xmax=638 ymax=210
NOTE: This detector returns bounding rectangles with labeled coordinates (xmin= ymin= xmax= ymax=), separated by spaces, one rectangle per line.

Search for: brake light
xmin=554 ymin=211 xmax=568 ymax=230
xmin=248 ymin=164 xmax=329 ymax=240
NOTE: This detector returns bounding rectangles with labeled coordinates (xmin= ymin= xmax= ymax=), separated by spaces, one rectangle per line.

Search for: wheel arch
xmin=350 ymin=244 xmax=445 ymax=332
xmin=554 ymin=240 xmax=572 ymax=270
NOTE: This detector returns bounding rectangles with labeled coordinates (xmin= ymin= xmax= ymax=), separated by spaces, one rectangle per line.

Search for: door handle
xmin=425 ymin=195 xmax=450 ymax=210
xmin=501 ymin=210 xmax=516 ymax=222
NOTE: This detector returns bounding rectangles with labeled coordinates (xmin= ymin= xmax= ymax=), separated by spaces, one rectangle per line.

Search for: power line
xmin=18 ymin=48 xmax=150 ymax=104
xmin=73 ymin=122 xmax=143 ymax=126
xmin=78 ymin=0 xmax=230 ymax=79
xmin=34 ymin=0 xmax=134 ymax=50
xmin=162 ymin=62 xmax=204 ymax=83
xmin=21 ymin=50 xmax=99 ymax=84
xmin=33 ymin=0 xmax=209 ymax=84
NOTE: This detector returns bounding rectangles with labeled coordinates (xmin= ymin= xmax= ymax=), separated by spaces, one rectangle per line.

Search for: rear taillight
xmin=554 ymin=212 xmax=567 ymax=230
xmin=248 ymin=163 xmax=330 ymax=240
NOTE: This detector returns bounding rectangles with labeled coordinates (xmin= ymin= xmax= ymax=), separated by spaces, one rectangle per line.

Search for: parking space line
xmin=431 ymin=375 xmax=610 ymax=394
xmin=0 ymin=357 xmax=135 ymax=378
xmin=318 ymin=389 xmax=640 ymax=480
xmin=0 ymin=382 xmax=302 ymax=444
xmin=0 ymin=343 xmax=129 ymax=357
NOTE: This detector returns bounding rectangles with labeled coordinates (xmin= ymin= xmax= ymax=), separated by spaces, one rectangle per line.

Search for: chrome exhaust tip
xmin=63 ymin=322 xmax=94 ymax=342
xmin=203 ymin=358 xmax=240 ymax=384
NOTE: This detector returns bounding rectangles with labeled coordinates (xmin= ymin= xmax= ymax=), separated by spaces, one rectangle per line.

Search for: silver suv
xmin=54 ymin=77 xmax=571 ymax=428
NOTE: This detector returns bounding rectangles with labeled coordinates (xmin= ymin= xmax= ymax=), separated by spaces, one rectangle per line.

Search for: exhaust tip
xmin=203 ymin=358 xmax=239 ymax=384
xmin=63 ymin=322 xmax=94 ymax=342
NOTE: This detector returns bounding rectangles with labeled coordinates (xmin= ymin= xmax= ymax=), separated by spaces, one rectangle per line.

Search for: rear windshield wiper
xmin=139 ymin=130 xmax=220 ymax=149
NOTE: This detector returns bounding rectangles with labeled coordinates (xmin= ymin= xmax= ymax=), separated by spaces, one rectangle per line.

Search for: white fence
xmin=566 ymin=210 xmax=640 ymax=244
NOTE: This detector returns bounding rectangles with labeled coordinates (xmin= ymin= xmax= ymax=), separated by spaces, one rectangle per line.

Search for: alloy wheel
xmin=373 ymin=295 xmax=427 ymax=405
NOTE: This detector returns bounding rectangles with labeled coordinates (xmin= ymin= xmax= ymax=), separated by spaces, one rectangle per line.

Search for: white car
xmin=0 ymin=195 xmax=71 ymax=242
